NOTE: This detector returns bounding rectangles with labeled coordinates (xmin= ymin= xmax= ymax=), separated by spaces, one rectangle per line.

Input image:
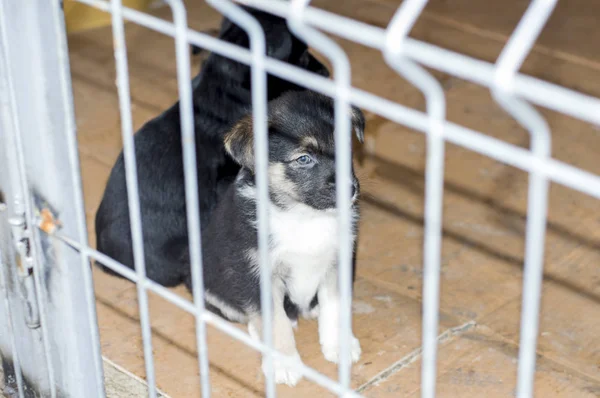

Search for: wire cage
xmin=1 ymin=0 xmax=599 ymax=397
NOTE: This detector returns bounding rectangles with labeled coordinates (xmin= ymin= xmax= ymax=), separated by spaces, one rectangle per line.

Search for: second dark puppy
xmin=185 ymin=90 xmax=365 ymax=385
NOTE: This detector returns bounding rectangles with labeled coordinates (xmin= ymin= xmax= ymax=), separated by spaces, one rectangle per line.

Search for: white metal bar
xmin=108 ymin=0 xmax=157 ymax=396
xmin=161 ymin=1 xmax=211 ymax=396
xmin=73 ymin=0 xmax=600 ymax=201
xmin=50 ymin=0 xmax=106 ymax=395
xmin=202 ymin=2 xmax=274 ymax=396
xmin=0 ymin=3 xmax=57 ymax=395
xmin=383 ymin=2 xmax=446 ymax=397
xmin=287 ymin=0 xmax=355 ymax=392
xmin=49 ymin=231 xmax=363 ymax=398
xmin=237 ymin=0 xmax=600 ymax=127
xmin=0 ymin=22 xmax=26 ymax=398
xmin=491 ymin=1 xmax=557 ymax=397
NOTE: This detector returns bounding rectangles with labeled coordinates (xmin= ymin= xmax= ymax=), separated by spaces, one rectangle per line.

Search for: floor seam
xmin=102 ymin=356 xmax=171 ymax=398
xmin=78 ymin=146 xmax=115 ymax=168
xmin=473 ymin=323 xmax=600 ymax=385
xmin=356 ymin=320 xmax=477 ymax=393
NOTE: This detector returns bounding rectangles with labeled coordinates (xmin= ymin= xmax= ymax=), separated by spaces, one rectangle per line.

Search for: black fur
xmin=94 ymin=8 xmax=329 ymax=286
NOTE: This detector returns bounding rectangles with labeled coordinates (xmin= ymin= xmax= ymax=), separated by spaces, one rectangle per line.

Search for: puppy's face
xmin=225 ymin=92 xmax=365 ymax=210
xmin=267 ymin=134 xmax=356 ymax=210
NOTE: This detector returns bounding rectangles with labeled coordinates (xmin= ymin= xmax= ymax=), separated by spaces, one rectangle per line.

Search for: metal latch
xmin=8 ymin=212 xmax=41 ymax=329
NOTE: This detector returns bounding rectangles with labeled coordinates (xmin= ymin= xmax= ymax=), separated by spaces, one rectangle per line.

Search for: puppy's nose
xmin=328 ymin=176 xmax=357 ymax=197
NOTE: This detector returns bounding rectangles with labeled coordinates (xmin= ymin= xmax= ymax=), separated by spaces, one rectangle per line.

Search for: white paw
xmin=248 ymin=323 xmax=260 ymax=341
xmin=262 ymin=352 xmax=303 ymax=386
xmin=321 ymin=336 xmax=362 ymax=364
xmin=303 ymin=304 xmax=320 ymax=320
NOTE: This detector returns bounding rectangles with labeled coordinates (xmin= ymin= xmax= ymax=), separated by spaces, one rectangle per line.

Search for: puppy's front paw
xmin=304 ymin=304 xmax=320 ymax=320
xmin=350 ymin=336 xmax=362 ymax=362
xmin=321 ymin=336 xmax=362 ymax=364
xmin=262 ymin=352 xmax=303 ymax=386
xmin=248 ymin=323 xmax=260 ymax=341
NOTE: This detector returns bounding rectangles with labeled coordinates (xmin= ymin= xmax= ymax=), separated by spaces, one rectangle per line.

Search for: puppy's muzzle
xmin=328 ymin=181 xmax=358 ymax=199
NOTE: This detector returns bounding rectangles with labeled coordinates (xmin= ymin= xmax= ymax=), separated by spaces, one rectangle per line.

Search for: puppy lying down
xmin=185 ymin=90 xmax=365 ymax=386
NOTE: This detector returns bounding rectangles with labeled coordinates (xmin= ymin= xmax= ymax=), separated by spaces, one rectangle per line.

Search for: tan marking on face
xmin=301 ymin=136 xmax=319 ymax=150
xmin=269 ymin=162 xmax=298 ymax=201
xmin=286 ymin=136 xmax=319 ymax=162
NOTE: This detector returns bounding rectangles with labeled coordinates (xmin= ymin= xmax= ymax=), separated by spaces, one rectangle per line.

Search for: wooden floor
xmin=67 ymin=0 xmax=600 ymax=396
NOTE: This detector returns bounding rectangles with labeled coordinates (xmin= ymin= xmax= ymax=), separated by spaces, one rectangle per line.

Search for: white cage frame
xmin=1 ymin=0 xmax=599 ymax=397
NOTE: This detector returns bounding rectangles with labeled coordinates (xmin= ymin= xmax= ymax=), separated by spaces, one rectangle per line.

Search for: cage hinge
xmin=8 ymin=212 xmax=41 ymax=329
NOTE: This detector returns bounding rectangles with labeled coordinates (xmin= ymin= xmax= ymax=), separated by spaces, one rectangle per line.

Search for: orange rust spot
xmin=15 ymin=255 xmax=25 ymax=274
xmin=39 ymin=208 xmax=61 ymax=235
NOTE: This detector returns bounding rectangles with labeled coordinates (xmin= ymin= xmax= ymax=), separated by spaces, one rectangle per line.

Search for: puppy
xmin=184 ymin=90 xmax=365 ymax=386
xmin=94 ymin=7 xmax=329 ymax=286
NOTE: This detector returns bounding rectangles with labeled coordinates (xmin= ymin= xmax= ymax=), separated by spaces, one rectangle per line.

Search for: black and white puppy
xmin=94 ymin=7 xmax=329 ymax=286
xmin=184 ymin=91 xmax=365 ymax=386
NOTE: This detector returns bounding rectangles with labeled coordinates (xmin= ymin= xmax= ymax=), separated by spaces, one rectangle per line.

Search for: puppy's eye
xmin=295 ymin=155 xmax=314 ymax=166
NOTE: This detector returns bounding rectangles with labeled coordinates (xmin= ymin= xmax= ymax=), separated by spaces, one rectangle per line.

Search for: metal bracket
xmin=7 ymin=212 xmax=41 ymax=329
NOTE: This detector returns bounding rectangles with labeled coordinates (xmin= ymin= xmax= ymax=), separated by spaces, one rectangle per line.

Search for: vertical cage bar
xmin=419 ymin=80 xmax=445 ymax=398
xmin=204 ymin=2 xmax=274 ymax=395
xmin=0 ymin=20 xmax=26 ymax=398
xmin=288 ymin=0 xmax=355 ymax=391
xmin=163 ymin=0 xmax=212 ymax=395
xmin=491 ymin=2 xmax=556 ymax=397
xmin=0 ymin=2 xmax=57 ymax=396
xmin=108 ymin=0 xmax=157 ymax=396
xmin=382 ymin=2 xmax=446 ymax=397
xmin=0 ymin=0 xmax=107 ymax=395
xmin=50 ymin=1 xmax=107 ymax=395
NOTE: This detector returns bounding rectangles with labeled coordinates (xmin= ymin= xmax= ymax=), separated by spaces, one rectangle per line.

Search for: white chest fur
xmin=269 ymin=203 xmax=344 ymax=311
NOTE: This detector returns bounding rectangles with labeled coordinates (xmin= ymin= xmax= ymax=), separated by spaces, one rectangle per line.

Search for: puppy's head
xmin=225 ymin=91 xmax=365 ymax=210
xmin=217 ymin=7 xmax=330 ymax=91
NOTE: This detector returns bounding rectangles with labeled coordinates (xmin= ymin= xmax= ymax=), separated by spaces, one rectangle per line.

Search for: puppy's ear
xmin=267 ymin=30 xmax=294 ymax=61
xmin=298 ymin=50 xmax=330 ymax=78
xmin=350 ymin=106 xmax=365 ymax=143
xmin=290 ymin=37 xmax=330 ymax=78
xmin=224 ymin=116 xmax=255 ymax=170
xmin=218 ymin=18 xmax=251 ymax=50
